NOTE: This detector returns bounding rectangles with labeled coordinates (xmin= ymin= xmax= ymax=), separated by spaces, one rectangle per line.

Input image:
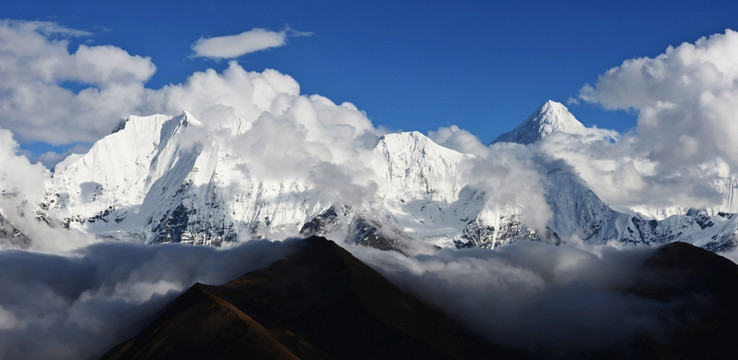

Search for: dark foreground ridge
xmin=102 ymin=236 xmax=524 ymax=359
xmin=102 ymin=238 xmax=738 ymax=359
xmin=629 ymin=242 xmax=738 ymax=359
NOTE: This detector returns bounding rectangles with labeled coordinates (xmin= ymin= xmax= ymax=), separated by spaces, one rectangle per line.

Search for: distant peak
xmin=177 ymin=111 xmax=202 ymax=127
xmin=492 ymin=100 xmax=585 ymax=145
xmin=541 ymin=99 xmax=564 ymax=111
xmin=379 ymin=131 xmax=430 ymax=144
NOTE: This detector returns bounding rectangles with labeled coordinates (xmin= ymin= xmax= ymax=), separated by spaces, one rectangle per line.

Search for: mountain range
xmin=3 ymin=99 xmax=738 ymax=359
xmin=23 ymin=100 xmax=737 ymax=252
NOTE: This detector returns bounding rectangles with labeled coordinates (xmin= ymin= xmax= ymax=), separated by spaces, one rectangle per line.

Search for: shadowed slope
xmin=103 ymin=236 xmax=522 ymax=359
xmin=103 ymin=283 xmax=300 ymax=360
xmin=630 ymin=242 xmax=738 ymax=359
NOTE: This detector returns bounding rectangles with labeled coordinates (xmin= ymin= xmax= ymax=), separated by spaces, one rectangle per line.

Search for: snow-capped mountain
xmin=43 ymin=113 xmax=480 ymax=249
xmin=492 ymin=100 xmax=587 ymax=144
xmin=41 ymin=101 xmax=738 ymax=252
xmin=491 ymin=101 xmax=738 ymax=251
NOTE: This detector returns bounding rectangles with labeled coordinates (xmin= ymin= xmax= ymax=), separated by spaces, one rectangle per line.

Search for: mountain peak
xmin=179 ymin=110 xmax=202 ymax=127
xmin=102 ymin=236 xmax=515 ymax=359
xmin=492 ymin=100 xmax=585 ymax=145
xmin=109 ymin=111 xmax=201 ymax=136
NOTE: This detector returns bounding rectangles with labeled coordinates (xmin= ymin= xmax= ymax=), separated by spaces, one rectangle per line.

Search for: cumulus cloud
xmin=580 ymin=29 xmax=738 ymax=173
xmin=0 ymin=127 xmax=97 ymax=252
xmin=191 ymin=27 xmax=311 ymax=59
xmin=535 ymin=131 xmax=729 ymax=214
xmin=470 ymin=142 xmax=552 ymax=233
xmin=0 ymin=128 xmax=47 ymax=205
xmin=554 ymin=29 xmax=738 ymax=214
xmin=140 ymin=61 xmax=383 ymax=207
xmin=0 ymin=239 xmax=300 ymax=359
xmin=0 ymin=19 xmax=155 ymax=145
xmin=428 ymin=125 xmax=490 ymax=157
xmin=429 ymin=126 xmax=552 ymax=233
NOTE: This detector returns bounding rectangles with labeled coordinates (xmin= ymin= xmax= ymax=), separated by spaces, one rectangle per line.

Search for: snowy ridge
xmin=631 ymin=176 xmax=738 ymax=220
xmin=42 ymin=102 xmax=738 ymax=252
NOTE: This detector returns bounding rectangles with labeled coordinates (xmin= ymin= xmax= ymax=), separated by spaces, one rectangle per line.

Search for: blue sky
xmin=3 ymin=0 xmax=738 ymax=157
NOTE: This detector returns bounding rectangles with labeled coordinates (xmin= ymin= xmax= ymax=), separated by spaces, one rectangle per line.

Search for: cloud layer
xmin=352 ymin=242 xmax=680 ymax=356
xmin=0 ymin=239 xmax=300 ymax=359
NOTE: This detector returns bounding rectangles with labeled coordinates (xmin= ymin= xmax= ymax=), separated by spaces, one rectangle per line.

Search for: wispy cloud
xmin=4 ymin=19 xmax=92 ymax=37
xmin=191 ymin=26 xmax=311 ymax=59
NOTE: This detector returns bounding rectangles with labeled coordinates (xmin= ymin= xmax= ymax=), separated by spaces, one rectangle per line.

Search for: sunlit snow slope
xmin=43 ymin=101 xmax=738 ymax=251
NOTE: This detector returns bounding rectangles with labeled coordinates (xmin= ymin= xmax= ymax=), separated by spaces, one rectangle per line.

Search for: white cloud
xmin=19 ymin=19 xmax=92 ymax=37
xmin=0 ymin=128 xmax=47 ymax=205
xmin=431 ymin=125 xmax=552 ymax=233
xmin=70 ymin=45 xmax=156 ymax=84
xmin=552 ymin=29 xmax=738 ymax=214
xmin=138 ymin=61 xmax=382 ymax=207
xmin=535 ymin=131 xmax=729 ymax=214
xmin=0 ymin=21 xmax=312 ymax=154
xmin=351 ymin=241 xmax=677 ymax=355
xmin=428 ymin=125 xmax=490 ymax=157
xmin=0 ymin=238 xmax=300 ymax=359
xmin=0 ymin=127 xmax=97 ymax=252
xmin=0 ymin=20 xmax=155 ymax=145
xmin=191 ymin=27 xmax=309 ymax=59
xmin=580 ymin=29 xmax=738 ymax=172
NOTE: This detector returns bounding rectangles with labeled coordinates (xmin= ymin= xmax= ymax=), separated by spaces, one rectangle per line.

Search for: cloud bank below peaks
xmin=0 ymin=239 xmax=301 ymax=359
xmin=351 ymin=241 xmax=673 ymax=356
xmin=191 ymin=26 xmax=311 ymax=59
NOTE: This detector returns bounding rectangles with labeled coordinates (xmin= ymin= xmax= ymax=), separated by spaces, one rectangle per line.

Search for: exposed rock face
xmin=0 ymin=212 xmax=30 ymax=249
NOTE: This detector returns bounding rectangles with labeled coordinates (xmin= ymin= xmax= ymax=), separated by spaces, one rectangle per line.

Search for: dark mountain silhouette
xmin=102 ymin=237 xmax=738 ymax=359
xmin=102 ymin=236 xmax=524 ymax=359
xmin=628 ymin=242 xmax=738 ymax=359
